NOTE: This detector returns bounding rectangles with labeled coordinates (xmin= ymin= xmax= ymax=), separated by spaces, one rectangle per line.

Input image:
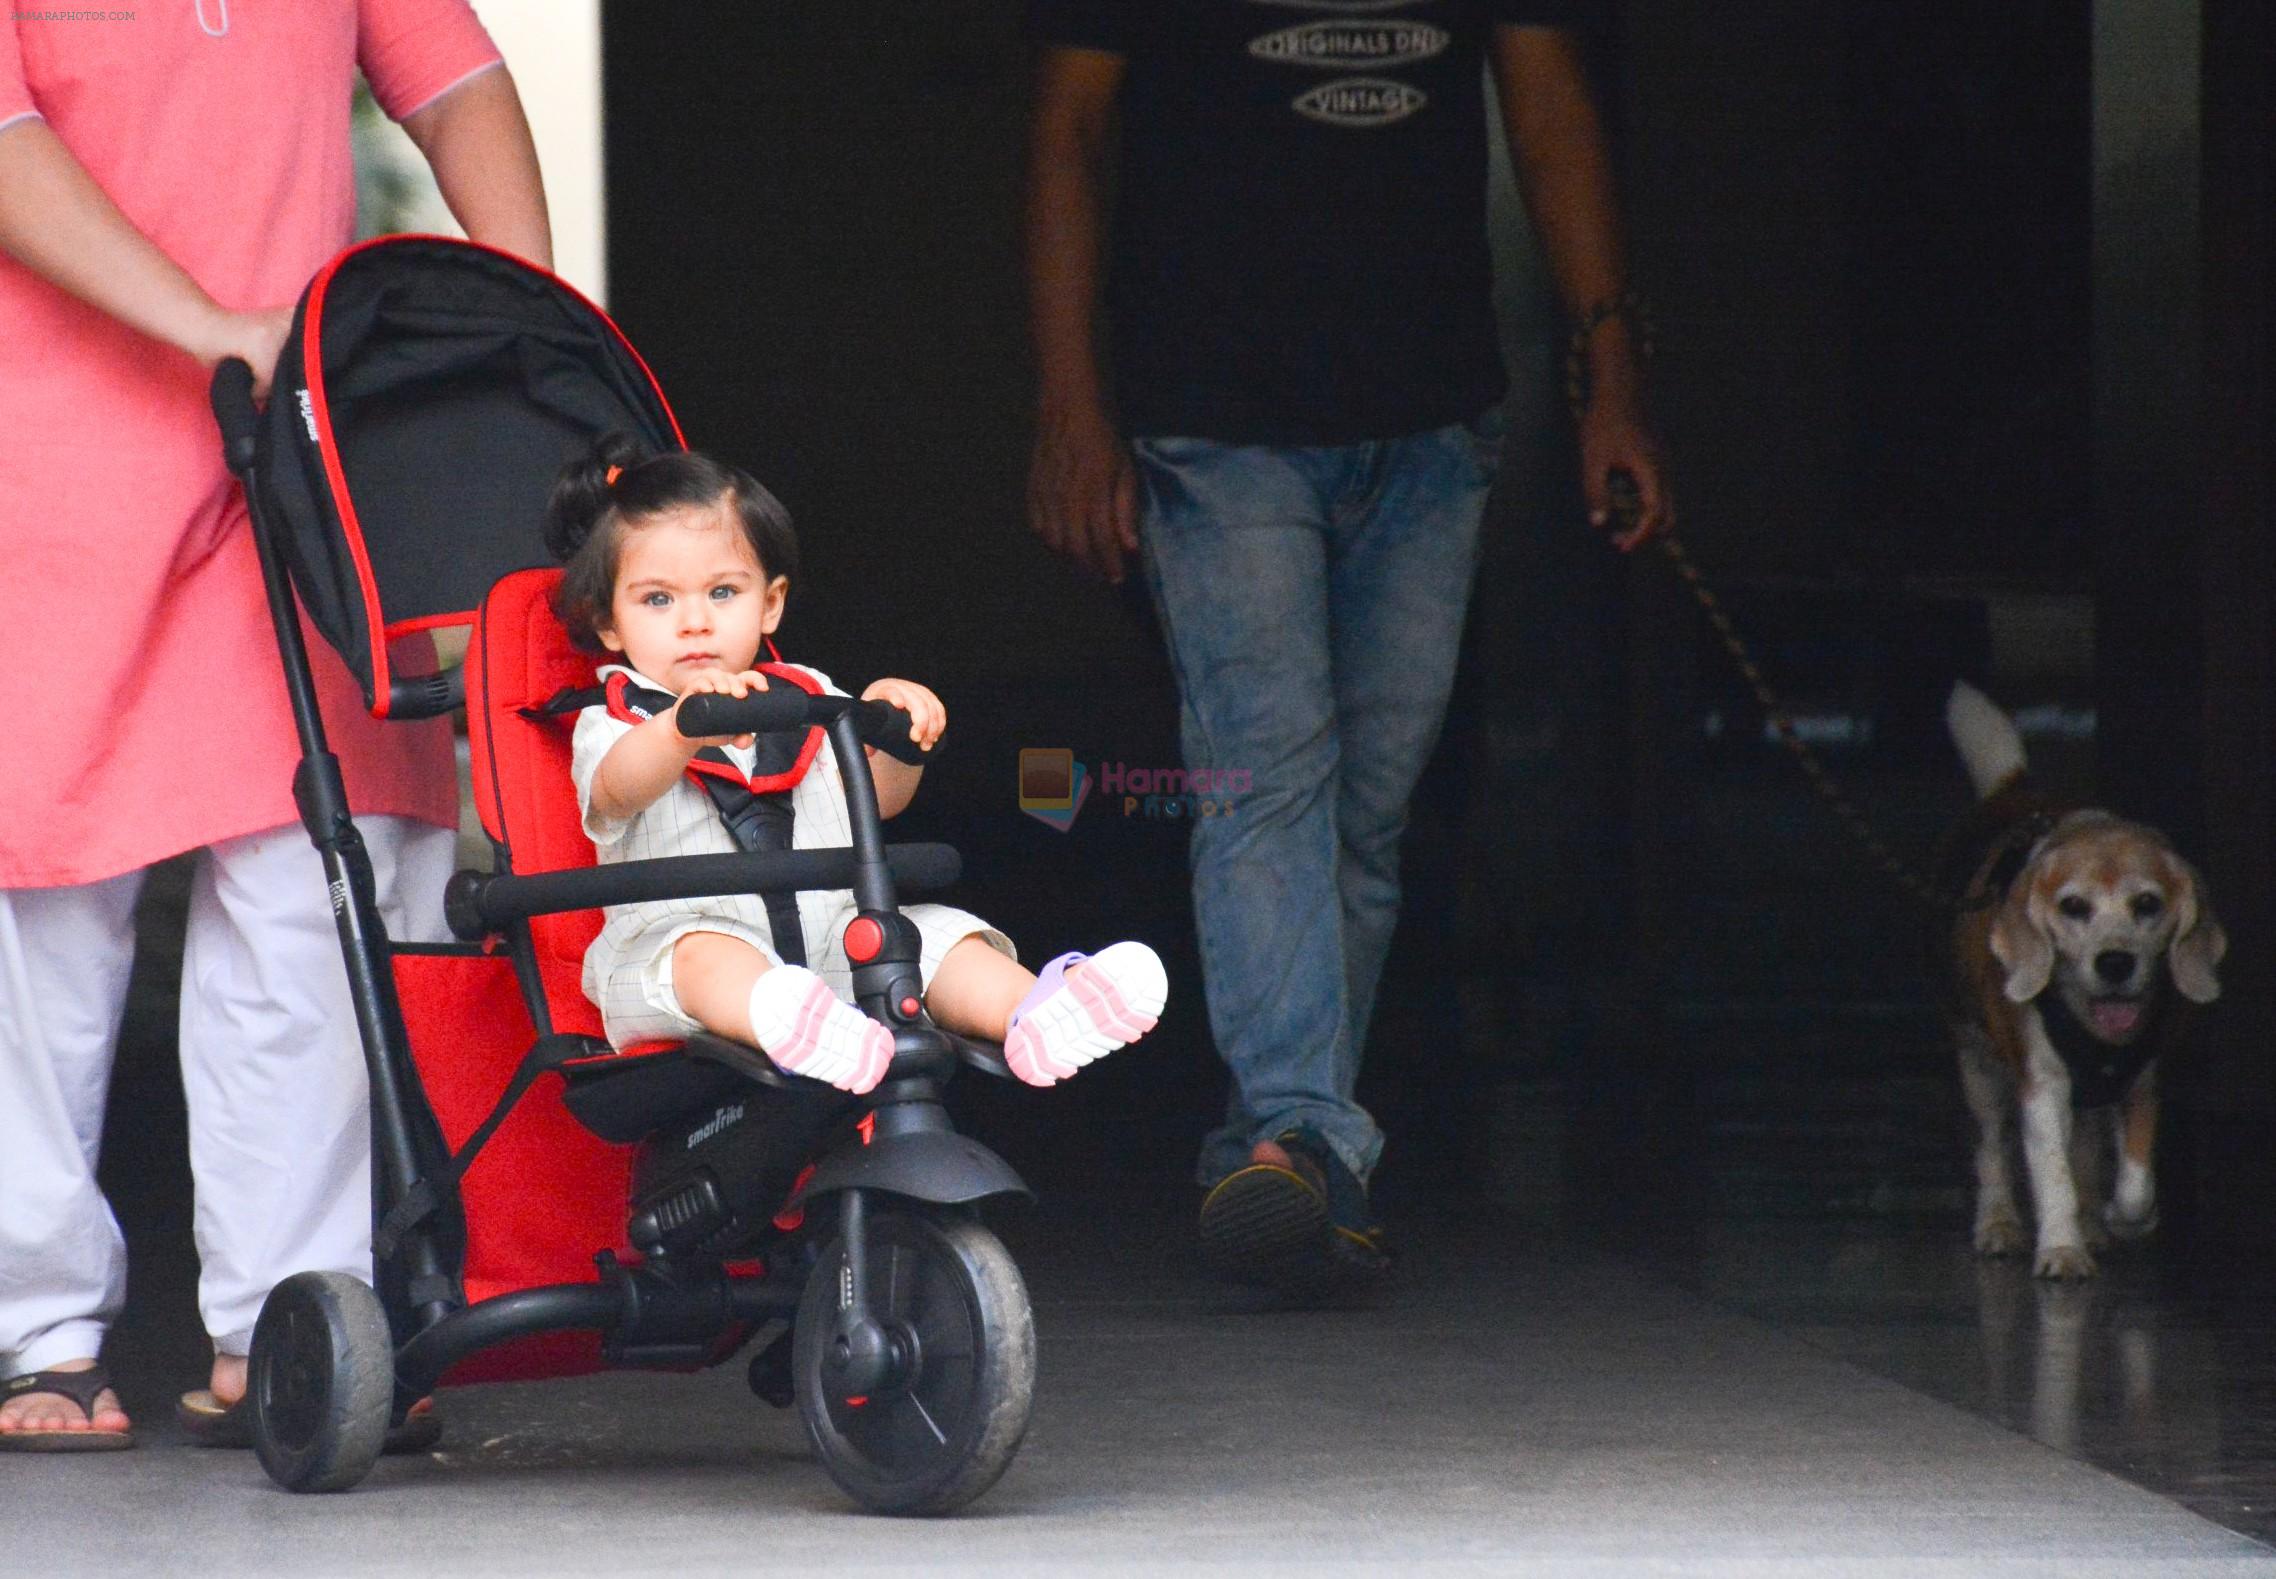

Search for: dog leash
xmin=1574 ymin=298 xmax=1966 ymax=914
xmin=1610 ymin=477 xmax=1955 ymax=913
xmin=1569 ymin=299 xmax=1956 ymax=911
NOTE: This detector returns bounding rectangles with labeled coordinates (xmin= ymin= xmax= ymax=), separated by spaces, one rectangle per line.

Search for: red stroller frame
xmin=208 ymin=236 xmax=1035 ymax=1515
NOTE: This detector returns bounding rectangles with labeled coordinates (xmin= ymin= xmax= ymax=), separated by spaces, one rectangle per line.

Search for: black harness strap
xmin=528 ymin=675 xmax=810 ymax=967
xmin=2037 ymin=994 xmax=2160 ymax=1110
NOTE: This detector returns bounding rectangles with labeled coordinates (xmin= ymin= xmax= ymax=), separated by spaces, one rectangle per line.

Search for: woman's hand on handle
xmin=0 ymin=118 xmax=292 ymax=395
xmin=190 ymin=305 xmax=297 ymax=403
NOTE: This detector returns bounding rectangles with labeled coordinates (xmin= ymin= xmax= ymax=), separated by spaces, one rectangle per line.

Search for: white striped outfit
xmin=570 ymin=663 xmax=1010 ymax=1048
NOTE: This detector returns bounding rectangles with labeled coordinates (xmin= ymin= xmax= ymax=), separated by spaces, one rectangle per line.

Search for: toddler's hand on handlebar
xmin=671 ymin=667 xmax=771 ymax=749
xmin=860 ymin=678 xmax=945 ymax=754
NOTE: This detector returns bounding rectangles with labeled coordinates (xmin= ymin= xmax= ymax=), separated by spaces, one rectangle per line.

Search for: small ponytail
xmin=544 ymin=430 xmax=649 ymax=564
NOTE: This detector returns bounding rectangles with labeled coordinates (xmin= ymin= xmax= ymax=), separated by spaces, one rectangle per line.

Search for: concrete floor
xmin=7 ymin=1198 xmax=2272 ymax=1578
xmin=16 ymin=715 xmax=2276 ymax=1574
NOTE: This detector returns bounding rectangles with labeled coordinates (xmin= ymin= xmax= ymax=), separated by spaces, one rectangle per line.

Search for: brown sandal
xmin=0 ymin=1366 xmax=135 ymax=1452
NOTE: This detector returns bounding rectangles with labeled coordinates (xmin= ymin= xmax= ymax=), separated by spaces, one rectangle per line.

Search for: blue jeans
xmin=1133 ymin=411 xmax=1505 ymax=1186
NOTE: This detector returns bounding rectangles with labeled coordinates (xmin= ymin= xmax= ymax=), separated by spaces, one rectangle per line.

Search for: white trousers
xmin=0 ymin=816 xmax=453 ymax=1373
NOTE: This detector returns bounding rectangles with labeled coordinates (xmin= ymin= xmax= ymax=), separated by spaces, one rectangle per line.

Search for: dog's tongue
xmin=2092 ymin=999 xmax=2144 ymax=1037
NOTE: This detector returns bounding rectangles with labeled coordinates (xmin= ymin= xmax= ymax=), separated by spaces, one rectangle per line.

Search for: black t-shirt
xmin=1029 ymin=0 xmax=1600 ymax=445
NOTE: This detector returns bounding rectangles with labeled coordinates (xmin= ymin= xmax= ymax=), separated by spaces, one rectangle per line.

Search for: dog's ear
xmin=1989 ymin=880 xmax=2054 ymax=1003
xmin=2167 ymin=856 xmax=2227 ymax=1004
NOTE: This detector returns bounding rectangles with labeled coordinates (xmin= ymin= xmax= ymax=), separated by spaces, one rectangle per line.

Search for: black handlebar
xmin=676 ymin=688 xmax=929 ymax=765
xmin=211 ymin=357 xmax=261 ymax=478
xmin=445 ymin=843 xmax=964 ymax=939
xmin=675 ymin=686 xmax=826 ymax=740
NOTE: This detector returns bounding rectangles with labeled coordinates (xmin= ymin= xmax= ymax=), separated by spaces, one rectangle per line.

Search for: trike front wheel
xmin=792 ymin=1208 xmax=1034 ymax=1515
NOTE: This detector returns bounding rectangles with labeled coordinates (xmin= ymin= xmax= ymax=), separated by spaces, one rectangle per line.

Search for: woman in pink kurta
xmin=0 ymin=2 xmax=550 ymax=1449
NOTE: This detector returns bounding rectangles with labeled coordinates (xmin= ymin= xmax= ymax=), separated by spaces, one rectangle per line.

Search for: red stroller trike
xmin=210 ymin=236 xmax=1034 ymax=1514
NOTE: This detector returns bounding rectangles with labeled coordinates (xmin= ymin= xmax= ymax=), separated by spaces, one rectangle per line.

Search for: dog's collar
xmin=2037 ymin=992 xmax=2158 ymax=1109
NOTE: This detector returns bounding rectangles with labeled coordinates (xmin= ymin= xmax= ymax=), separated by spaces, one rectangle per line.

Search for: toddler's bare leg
xmin=923 ymin=935 xmax=1034 ymax=1041
xmin=670 ymin=931 xmax=778 ymax=1045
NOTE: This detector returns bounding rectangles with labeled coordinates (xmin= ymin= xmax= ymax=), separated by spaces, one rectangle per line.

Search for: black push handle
xmin=677 ymin=688 xmax=929 ymax=765
xmin=211 ymin=357 xmax=261 ymax=478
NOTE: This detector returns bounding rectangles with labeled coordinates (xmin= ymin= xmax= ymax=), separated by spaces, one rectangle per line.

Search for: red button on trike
xmin=844 ymin=917 xmax=883 ymax=963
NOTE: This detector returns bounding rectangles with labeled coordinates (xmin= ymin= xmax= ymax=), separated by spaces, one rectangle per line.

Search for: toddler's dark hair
xmin=544 ymin=432 xmax=800 ymax=652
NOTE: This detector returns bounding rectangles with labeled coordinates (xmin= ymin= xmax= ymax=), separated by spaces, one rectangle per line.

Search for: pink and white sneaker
xmin=746 ymin=965 xmax=896 ymax=1095
xmin=1003 ymin=941 xmax=1167 ymax=1087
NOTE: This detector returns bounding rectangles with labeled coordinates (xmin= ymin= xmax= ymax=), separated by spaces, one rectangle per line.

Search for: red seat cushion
xmin=403 ymin=568 xmax=668 ymax=1381
xmin=464 ymin=567 xmax=611 ymax=1039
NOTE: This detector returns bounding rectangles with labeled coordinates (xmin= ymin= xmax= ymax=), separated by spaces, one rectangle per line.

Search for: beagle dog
xmin=1938 ymin=682 xmax=2225 ymax=1280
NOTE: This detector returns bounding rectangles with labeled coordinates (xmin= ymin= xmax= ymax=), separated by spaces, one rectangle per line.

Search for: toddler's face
xmin=598 ymin=504 xmax=785 ymax=689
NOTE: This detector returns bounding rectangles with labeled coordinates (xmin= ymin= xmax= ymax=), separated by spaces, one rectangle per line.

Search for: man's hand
xmin=1489 ymin=28 xmax=1674 ymax=553
xmin=190 ymin=305 xmax=296 ymax=402
xmin=1026 ymin=46 xmax=1133 ymax=584
xmin=1028 ymin=403 xmax=1139 ymax=585
xmin=1580 ymin=397 xmax=1674 ymax=553
xmin=670 ymin=667 xmax=770 ymax=749
xmin=1576 ymin=321 xmax=1674 ymax=551
xmin=860 ymin=678 xmax=946 ymax=753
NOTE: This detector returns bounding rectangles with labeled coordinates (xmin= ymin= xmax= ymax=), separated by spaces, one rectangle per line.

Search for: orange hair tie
xmin=604 ymin=465 xmax=623 ymax=486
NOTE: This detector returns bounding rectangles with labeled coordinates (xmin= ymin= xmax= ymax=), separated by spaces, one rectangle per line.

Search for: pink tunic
xmin=0 ymin=2 xmax=501 ymax=887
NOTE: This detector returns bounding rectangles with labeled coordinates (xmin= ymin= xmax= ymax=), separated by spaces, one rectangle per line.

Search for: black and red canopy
xmin=259 ymin=236 xmax=683 ymax=716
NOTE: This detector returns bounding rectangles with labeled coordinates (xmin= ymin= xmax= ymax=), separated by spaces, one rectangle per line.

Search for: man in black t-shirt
xmin=1025 ymin=0 xmax=1671 ymax=1292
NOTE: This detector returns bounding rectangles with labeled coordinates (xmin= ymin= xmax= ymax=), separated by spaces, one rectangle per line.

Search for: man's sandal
xmin=178 ymin=1389 xmax=443 ymax=1453
xmin=1198 ymin=1127 xmax=1393 ymax=1295
xmin=0 ymin=1366 xmax=135 ymax=1452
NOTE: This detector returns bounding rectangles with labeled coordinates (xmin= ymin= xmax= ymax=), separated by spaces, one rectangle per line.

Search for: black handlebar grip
xmin=211 ymin=358 xmax=261 ymax=477
xmin=857 ymin=700 xmax=929 ymax=765
xmin=888 ymin=842 xmax=962 ymax=890
xmin=675 ymin=686 xmax=820 ymax=739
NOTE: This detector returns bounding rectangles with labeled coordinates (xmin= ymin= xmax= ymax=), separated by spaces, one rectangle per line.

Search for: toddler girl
xmin=547 ymin=434 xmax=1166 ymax=1095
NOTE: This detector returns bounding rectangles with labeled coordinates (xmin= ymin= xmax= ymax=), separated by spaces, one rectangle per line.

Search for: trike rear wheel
xmin=793 ymin=1209 xmax=1034 ymax=1515
xmin=247 ymin=1271 xmax=394 ymax=1493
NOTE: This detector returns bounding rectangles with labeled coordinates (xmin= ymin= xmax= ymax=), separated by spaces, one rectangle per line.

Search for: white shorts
xmin=595 ymin=901 xmax=1014 ymax=1048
